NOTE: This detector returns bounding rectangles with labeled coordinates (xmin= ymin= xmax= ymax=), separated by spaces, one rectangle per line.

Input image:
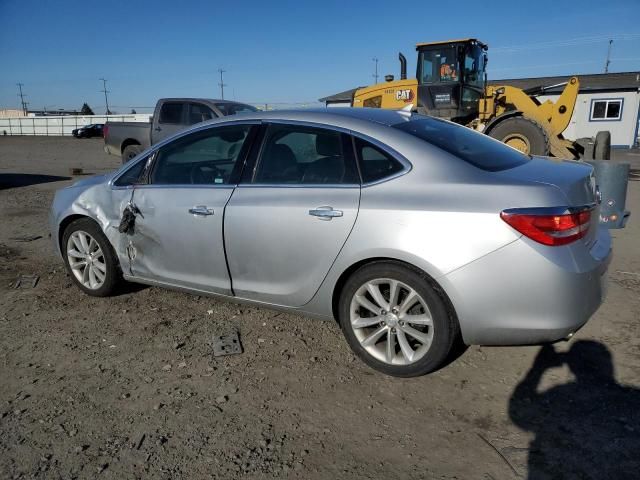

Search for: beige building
xmin=0 ymin=109 xmax=26 ymax=118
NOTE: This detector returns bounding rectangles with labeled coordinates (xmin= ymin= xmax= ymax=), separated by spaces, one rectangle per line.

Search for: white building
xmin=490 ymin=72 xmax=640 ymax=149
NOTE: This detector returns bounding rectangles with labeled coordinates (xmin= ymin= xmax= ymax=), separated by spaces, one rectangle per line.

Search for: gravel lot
xmin=1 ymin=136 xmax=639 ymax=479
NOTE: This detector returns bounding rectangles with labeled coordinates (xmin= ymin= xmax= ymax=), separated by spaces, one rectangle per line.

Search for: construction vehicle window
xmin=363 ymin=96 xmax=382 ymax=108
xmin=253 ymin=125 xmax=358 ymax=185
xmin=354 ymin=138 xmax=404 ymax=183
xmin=159 ymin=102 xmax=184 ymax=124
xmin=393 ymin=117 xmax=530 ymax=172
xmin=464 ymin=46 xmax=484 ymax=87
xmin=420 ymin=48 xmax=457 ymax=83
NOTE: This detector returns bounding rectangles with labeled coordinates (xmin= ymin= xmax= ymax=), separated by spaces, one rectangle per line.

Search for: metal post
xmin=18 ymin=117 xmax=23 ymax=135
xmin=33 ymin=117 xmax=35 ymax=136
xmin=218 ymin=68 xmax=227 ymax=99
xmin=372 ymin=58 xmax=379 ymax=84
xmin=61 ymin=116 xmax=64 ymax=136
xmin=100 ymin=78 xmax=110 ymax=114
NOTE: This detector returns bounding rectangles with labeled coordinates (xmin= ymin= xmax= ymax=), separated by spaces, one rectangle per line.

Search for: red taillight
xmin=500 ymin=207 xmax=592 ymax=246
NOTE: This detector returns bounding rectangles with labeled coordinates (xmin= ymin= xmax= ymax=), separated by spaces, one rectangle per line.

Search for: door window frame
xmin=240 ymin=120 xmax=368 ymax=188
xmin=110 ymin=121 xmax=260 ymax=190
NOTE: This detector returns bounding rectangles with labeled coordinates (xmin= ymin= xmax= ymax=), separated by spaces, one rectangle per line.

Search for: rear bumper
xmin=443 ymin=227 xmax=611 ymax=345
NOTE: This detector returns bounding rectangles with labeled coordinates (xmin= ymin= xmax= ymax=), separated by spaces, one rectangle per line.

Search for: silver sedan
xmin=49 ymin=108 xmax=611 ymax=377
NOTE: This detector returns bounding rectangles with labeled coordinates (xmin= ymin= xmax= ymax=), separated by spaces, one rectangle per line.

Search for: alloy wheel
xmin=66 ymin=230 xmax=107 ymax=290
xmin=349 ymin=278 xmax=434 ymax=365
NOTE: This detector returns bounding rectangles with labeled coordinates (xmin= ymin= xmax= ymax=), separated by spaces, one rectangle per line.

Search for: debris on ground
xmin=9 ymin=235 xmax=43 ymax=242
xmin=13 ymin=274 xmax=39 ymax=289
xmin=212 ymin=331 xmax=243 ymax=357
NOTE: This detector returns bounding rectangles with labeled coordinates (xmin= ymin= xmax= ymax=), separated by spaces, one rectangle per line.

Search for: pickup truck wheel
xmin=122 ymin=145 xmax=143 ymax=163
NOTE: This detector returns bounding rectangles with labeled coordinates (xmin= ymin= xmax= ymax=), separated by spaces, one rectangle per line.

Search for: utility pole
xmin=99 ymin=78 xmax=111 ymax=114
xmin=604 ymin=39 xmax=613 ymax=73
xmin=372 ymin=58 xmax=379 ymax=84
xmin=218 ymin=68 xmax=227 ymax=100
xmin=17 ymin=83 xmax=27 ymax=115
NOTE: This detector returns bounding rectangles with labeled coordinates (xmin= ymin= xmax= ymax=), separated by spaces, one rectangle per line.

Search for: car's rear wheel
xmin=62 ymin=218 xmax=120 ymax=297
xmin=122 ymin=144 xmax=143 ymax=163
xmin=338 ymin=261 xmax=457 ymax=377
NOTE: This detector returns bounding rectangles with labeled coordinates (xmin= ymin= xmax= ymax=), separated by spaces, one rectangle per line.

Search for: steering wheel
xmin=190 ymin=164 xmax=220 ymax=184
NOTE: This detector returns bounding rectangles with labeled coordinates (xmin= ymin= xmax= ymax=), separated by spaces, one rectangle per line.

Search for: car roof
xmin=219 ymin=107 xmax=411 ymax=127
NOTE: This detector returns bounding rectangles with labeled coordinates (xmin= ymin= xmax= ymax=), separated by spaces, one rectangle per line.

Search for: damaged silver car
xmin=50 ymin=109 xmax=611 ymax=377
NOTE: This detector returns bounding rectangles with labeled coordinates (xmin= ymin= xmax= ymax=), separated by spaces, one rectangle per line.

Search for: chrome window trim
xmin=109 ymin=119 xmax=262 ymax=191
xmin=246 ymin=119 xmax=412 ymax=188
xmin=236 ymin=183 xmax=360 ymax=190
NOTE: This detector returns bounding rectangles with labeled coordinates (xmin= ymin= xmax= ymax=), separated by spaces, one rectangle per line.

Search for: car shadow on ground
xmin=0 ymin=173 xmax=70 ymax=190
xmin=509 ymin=341 xmax=640 ymax=479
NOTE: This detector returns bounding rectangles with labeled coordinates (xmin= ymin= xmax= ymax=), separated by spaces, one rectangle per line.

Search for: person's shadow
xmin=509 ymin=341 xmax=640 ymax=479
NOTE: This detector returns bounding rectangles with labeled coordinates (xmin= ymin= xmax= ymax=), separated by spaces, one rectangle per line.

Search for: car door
xmin=224 ymin=122 xmax=361 ymax=307
xmin=126 ymin=122 xmax=257 ymax=294
xmin=152 ymin=101 xmax=187 ymax=143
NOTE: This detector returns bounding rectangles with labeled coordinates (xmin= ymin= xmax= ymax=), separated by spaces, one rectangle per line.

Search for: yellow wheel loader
xmin=352 ymin=39 xmax=611 ymax=160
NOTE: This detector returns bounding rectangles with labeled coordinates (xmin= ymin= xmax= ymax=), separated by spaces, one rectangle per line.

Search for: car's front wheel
xmin=338 ymin=261 xmax=458 ymax=377
xmin=62 ymin=218 xmax=120 ymax=297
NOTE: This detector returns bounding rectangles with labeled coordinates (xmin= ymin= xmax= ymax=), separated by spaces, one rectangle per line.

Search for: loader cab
xmin=415 ymin=39 xmax=487 ymax=124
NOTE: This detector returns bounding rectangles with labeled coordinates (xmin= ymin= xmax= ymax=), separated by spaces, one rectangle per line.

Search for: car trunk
xmin=495 ymin=156 xmax=598 ymax=245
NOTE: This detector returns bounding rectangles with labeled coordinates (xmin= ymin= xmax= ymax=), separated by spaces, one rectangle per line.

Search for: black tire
xmin=62 ymin=218 xmax=121 ymax=297
xmin=338 ymin=261 xmax=458 ymax=377
xmin=122 ymin=144 xmax=143 ymax=164
xmin=594 ymin=131 xmax=611 ymax=160
xmin=488 ymin=116 xmax=549 ymax=156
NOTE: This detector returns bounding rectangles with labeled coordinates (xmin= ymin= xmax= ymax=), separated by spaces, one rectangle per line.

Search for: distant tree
xmin=80 ymin=103 xmax=94 ymax=115
xmin=130 ymin=109 xmax=137 ymax=114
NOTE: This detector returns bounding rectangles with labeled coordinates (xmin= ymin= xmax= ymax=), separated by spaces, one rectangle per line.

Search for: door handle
xmin=154 ymin=126 xmax=162 ymax=131
xmin=189 ymin=205 xmax=214 ymax=216
xmin=309 ymin=206 xmax=343 ymax=220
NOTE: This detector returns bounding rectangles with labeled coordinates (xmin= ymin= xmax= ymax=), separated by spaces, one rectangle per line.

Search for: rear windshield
xmin=392 ymin=116 xmax=530 ymax=171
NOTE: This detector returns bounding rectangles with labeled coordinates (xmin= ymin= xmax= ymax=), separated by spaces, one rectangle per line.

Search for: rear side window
xmin=354 ymin=138 xmax=404 ymax=183
xmin=159 ymin=102 xmax=184 ymax=124
xmin=254 ymin=124 xmax=358 ymax=185
xmin=393 ymin=116 xmax=530 ymax=171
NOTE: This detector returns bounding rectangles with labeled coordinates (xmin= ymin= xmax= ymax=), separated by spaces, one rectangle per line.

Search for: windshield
xmin=215 ymin=103 xmax=259 ymax=116
xmin=392 ymin=116 xmax=530 ymax=172
xmin=419 ymin=47 xmax=458 ymax=83
xmin=464 ymin=44 xmax=485 ymax=88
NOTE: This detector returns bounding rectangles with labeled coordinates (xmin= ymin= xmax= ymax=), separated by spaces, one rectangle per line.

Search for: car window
xmin=253 ymin=124 xmax=358 ymax=185
xmin=188 ymin=103 xmax=216 ymax=125
xmin=215 ymin=103 xmax=259 ymax=116
xmin=159 ymin=102 xmax=184 ymax=124
xmin=393 ymin=116 xmax=530 ymax=171
xmin=114 ymin=157 xmax=147 ymax=187
xmin=354 ymin=138 xmax=405 ymax=183
xmin=150 ymin=125 xmax=251 ymax=185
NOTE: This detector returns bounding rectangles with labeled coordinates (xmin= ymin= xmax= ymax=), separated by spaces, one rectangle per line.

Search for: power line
xmin=492 ymin=33 xmax=640 ymax=53
xmin=16 ymin=83 xmax=27 ymax=115
xmin=218 ymin=68 xmax=227 ymax=100
xmin=99 ymin=78 xmax=111 ymax=114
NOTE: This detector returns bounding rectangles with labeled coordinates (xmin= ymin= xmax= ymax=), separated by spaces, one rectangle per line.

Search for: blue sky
xmin=1 ymin=0 xmax=639 ymax=113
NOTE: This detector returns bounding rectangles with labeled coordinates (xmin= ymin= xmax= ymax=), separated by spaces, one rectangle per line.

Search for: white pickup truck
xmin=103 ymin=98 xmax=258 ymax=162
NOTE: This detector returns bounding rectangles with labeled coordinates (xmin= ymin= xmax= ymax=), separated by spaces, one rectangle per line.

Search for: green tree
xmin=80 ymin=103 xmax=94 ymax=115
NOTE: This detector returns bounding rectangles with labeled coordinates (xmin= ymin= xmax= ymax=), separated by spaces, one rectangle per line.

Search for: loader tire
xmin=594 ymin=131 xmax=611 ymax=160
xmin=488 ymin=117 xmax=549 ymax=156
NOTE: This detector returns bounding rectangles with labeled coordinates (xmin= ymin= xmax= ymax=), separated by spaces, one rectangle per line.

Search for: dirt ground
xmin=1 ymin=136 xmax=639 ymax=480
